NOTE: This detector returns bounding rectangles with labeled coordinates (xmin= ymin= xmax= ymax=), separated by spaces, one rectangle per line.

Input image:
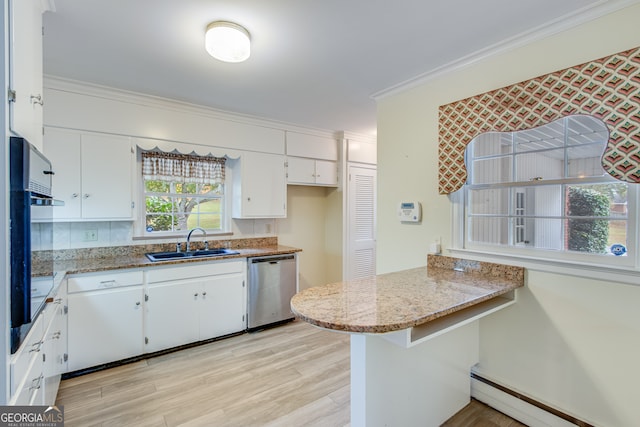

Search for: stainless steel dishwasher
xmin=247 ymin=254 xmax=297 ymax=330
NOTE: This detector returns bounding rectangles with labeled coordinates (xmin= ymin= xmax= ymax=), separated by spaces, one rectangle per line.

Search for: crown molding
xmin=371 ymin=0 xmax=640 ymax=100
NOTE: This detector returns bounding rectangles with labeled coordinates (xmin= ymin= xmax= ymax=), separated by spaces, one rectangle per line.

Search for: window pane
xmin=566 ymin=115 xmax=609 ymax=146
xmin=173 ymin=182 xmax=198 ymax=194
xmin=566 ymin=183 xmax=628 ymax=254
xmin=146 ymin=196 xmax=173 ymax=214
xmin=467 ymin=217 xmax=509 ymax=245
xmin=515 ymin=149 xmax=564 ymax=181
xmin=524 ymin=218 xmax=564 ymax=250
xmin=199 ymin=183 xmax=223 ymax=196
xmin=146 ymin=214 xmax=174 ymax=232
xmin=566 ymin=145 xmax=605 ymax=178
xmin=515 ymin=133 xmax=564 ymax=152
xmin=174 ymin=197 xmax=192 ymax=213
xmin=187 ymin=214 xmax=221 ymax=230
xmin=468 ymin=189 xmax=509 ymax=215
xmin=469 ymin=133 xmax=512 ymax=157
xmin=470 ymin=157 xmax=512 ymax=184
xmin=145 ymin=180 xmax=170 ymax=193
xmin=528 ymin=185 xmax=563 ymax=217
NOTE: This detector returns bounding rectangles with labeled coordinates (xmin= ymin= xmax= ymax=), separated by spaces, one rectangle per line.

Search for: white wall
xmin=376 ymin=4 xmax=640 ymax=426
xmin=277 ymin=185 xmax=341 ymax=290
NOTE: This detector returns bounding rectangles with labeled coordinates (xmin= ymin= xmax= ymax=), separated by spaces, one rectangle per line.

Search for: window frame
xmin=134 ymin=151 xmax=232 ymax=238
xmin=450 ymin=119 xmax=640 ymax=284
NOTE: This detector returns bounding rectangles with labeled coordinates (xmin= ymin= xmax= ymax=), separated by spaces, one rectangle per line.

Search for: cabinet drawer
xmin=10 ymin=314 xmax=44 ymax=397
xmin=68 ymin=270 xmax=143 ymax=293
xmin=146 ymin=259 xmax=245 ymax=283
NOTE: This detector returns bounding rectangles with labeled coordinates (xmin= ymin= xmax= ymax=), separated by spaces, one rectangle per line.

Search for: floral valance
xmin=438 ymin=46 xmax=640 ymax=194
xmin=142 ymin=150 xmax=226 ymax=184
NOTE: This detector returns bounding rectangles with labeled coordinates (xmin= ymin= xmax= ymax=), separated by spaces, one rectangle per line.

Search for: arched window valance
xmin=438 ymin=46 xmax=640 ymax=194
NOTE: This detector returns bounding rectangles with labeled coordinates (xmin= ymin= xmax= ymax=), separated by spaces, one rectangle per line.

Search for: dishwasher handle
xmin=249 ymin=255 xmax=295 ymax=264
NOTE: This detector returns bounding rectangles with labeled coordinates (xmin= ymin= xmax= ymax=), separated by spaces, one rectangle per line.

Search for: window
xmin=460 ymin=115 xmax=637 ymax=267
xmin=141 ymin=151 xmax=226 ymax=235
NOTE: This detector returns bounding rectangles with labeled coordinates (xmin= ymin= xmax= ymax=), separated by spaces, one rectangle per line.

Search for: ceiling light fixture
xmin=205 ymin=21 xmax=251 ymax=63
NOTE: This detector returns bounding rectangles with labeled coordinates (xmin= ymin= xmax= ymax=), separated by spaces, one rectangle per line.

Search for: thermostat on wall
xmin=398 ymin=201 xmax=422 ymax=223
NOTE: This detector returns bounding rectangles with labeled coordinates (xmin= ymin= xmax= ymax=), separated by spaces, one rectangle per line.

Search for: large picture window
xmin=141 ymin=151 xmax=226 ymax=235
xmin=462 ymin=116 xmax=636 ymax=264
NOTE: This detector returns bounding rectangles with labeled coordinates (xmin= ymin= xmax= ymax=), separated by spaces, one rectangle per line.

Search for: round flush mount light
xmin=205 ymin=21 xmax=251 ymax=63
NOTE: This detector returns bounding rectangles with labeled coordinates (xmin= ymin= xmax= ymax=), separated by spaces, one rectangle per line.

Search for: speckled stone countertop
xmin=32 ymin=237 xmax=301 ymax=276
xmin=290 ymin=255 xmax=524 ymax=334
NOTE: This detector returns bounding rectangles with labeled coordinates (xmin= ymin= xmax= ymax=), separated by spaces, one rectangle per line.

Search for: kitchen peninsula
xmin=291 ymin=255 xmax=524 ymax=426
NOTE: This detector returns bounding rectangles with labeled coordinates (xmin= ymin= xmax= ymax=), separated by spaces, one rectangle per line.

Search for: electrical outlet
xmin=265 ymin=223 xmax=272 ymax=234
xmin=83 ymin=229 xmax=98 ymax=241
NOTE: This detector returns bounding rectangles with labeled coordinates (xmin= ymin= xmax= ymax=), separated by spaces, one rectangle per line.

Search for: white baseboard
xmin=471 ymin=377 xmax=578 ymax=427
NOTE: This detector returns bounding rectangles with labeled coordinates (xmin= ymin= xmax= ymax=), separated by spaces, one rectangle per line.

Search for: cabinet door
xmin=67 ymin=286 xmax=144 ymax=372
xmin=81 ymin=134 xmax=133 ymax=219
xmin=43 ymin=128 xmax=82 ymax=219
xmin=200 ymin=273 xmax=246 ymax=340
xmin=234 ymin=152 xmax=286 ymax=218
xmin=146 ymin=281 xmax=200 ymax=353
xmin=8 ymin=0 xmax=44 ymax=150
xmin=42 ymin=292 xmax=67 ymax=406
xmin=314 ymin=160 xmax=338 ymax=186
xmin=287 ymin=157 xmax=316 ymax=185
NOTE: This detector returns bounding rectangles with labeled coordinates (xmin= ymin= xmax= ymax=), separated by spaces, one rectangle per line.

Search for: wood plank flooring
xmin=56 ymin=320 xmax=523 ymax=426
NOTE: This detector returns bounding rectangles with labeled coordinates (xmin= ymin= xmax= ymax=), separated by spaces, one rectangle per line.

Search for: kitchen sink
xmin=145 ymin=248 xmax=240 ymax=262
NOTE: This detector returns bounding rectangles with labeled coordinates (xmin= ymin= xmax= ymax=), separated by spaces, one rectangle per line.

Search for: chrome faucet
xmin=186 ymin=227 xmax=208 ymax=252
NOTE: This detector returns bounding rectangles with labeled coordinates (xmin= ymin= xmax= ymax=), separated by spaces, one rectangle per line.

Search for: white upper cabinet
xmin=287 ymin=157 xmax=338 ymax=186
xmin=42 ymin=128 xmax=134 ymax=221
xmin=286 ymin=131 xmax=339 ymax=186
xmin=230 ymin=152 xmax=287 ymax=218
xmin=8 ymin=0 xmax=46 ymax=150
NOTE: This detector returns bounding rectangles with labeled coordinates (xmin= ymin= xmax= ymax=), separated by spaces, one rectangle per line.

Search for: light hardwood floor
xmin=56 ymin=320 xmax=523 ymax=426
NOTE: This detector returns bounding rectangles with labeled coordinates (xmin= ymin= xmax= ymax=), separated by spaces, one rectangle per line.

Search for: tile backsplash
xmin=32 ymin=219 xmax=277 ymax=250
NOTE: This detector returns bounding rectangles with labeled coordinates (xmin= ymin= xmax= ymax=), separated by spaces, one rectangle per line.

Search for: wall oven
xmin=9 ymin=137 xmax=58 ymax=354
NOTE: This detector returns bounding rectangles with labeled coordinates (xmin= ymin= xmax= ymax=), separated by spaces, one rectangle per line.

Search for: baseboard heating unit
xmin=470 ymin=372 xmax=594 ymax=427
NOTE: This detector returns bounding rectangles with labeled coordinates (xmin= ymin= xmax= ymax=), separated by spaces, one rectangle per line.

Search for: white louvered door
xmin=346 ymin=165 xmax=377 ymax=280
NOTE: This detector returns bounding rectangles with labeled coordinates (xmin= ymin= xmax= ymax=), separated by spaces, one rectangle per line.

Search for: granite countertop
xmin=50 ymin=245 xmax=301 ymax=275
xmin=290 ymin=255 xmax=524 ymax=334
xmin=32 ymin=237 xmax=301 ymax=276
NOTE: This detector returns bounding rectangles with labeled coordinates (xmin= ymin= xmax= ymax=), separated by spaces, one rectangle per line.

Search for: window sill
xmin=448 ymin=248 xmax=640 ymax=287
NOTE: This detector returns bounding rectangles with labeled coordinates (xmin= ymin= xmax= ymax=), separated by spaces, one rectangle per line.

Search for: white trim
xmin=449 ymin=247 xmax=639 ymax=287
xmin=371 ymin=0 xmax=640 ymax=100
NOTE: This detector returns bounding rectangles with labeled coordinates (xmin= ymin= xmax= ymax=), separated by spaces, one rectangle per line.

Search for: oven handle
xmin=31 ymin=196 xmax=65 ymax=206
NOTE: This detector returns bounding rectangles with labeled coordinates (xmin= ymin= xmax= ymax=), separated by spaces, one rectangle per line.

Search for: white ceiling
xmin=43 ymin=0 xmax=623 ymax=137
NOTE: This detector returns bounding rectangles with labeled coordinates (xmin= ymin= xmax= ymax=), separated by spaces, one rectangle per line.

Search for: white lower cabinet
xmin=42 ymin=288 xmax=67 ymax=404
xmin=63 ymin=260 xmax=247 ymax=374
xmin=67 ymin=270 xmax=144 ymax=372
xmin=145 ymin=260 xmax=246 ymax=353
xmin=9 ymin=314 xmax=44 ymax=405
xmin=9 ymin=283 xmax=67 ymax=406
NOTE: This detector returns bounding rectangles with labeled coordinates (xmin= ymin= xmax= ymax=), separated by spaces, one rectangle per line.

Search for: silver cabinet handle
xmin=29 ymin=375 xmax=44 ymax=391
xmin=71 ymin=193 xmax=79 ymax=198
xmin=29 ymin=341 xmax=43 ymax=353
xmin=194 ymin=293 xmax=199 ymax=297
xmin=83 ymin=193 xmax=90 ymax=199
xmin=99 ymin=280 xmax=117 ymax=288
xmin=30 ymin=94 xmax=43 ymax=106
xmin=135 ymin=301 xmax=141 ymax=306
xmin=202 ymin=292 xmax=207 ymax=297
